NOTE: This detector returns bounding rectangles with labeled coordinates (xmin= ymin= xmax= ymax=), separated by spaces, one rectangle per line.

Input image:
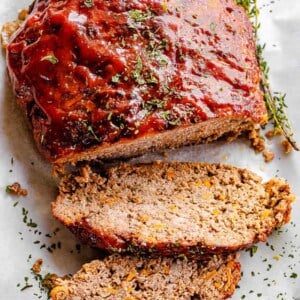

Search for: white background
xmin=0 ymin=0 xmax=299 ymax=299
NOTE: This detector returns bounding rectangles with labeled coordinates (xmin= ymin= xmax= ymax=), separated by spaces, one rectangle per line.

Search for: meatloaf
xmin=6 ymin=0 xmax=267 ymax=164
xmin=52 ymin=162 xmax=295 ymax=258
xmin=50 ymin=254 xmax=241 ymax=300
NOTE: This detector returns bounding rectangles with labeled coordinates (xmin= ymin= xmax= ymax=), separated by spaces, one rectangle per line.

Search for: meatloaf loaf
xmin=6 ymin=0 xmax=267 ymax=164
xmin=52 ymin=162 xmax=295 ymax=258
xmin=50 ymin=254 xmax=241 ymax=300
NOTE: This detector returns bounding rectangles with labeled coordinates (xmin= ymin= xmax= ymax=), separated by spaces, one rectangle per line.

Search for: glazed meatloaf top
xmin=6 ymin=0 xmax=266 ymax=163
xmin=50 ymin=254 xmax=241 ymax=300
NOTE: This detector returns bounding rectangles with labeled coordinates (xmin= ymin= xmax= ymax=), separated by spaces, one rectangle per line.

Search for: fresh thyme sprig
xmin=237 ymin=0 xmax=299 ymax=150
xmin=236 ymin=0 xmax=260 ymax=36
xmin=257 ymin=44 xmax=299 ymax=150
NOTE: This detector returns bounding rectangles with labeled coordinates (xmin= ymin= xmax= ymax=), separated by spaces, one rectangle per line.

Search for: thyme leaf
xmin=87 ymin=126 xmax=100 ymax=142
xmin=129 ymin=9 xmax=151 ymax=22
xmin=41 ymin=55 xmax=58 ymax=64
xmin=237 ymin=0 xmax=298 ymax=150
xmin=84 ymin=0 xmax=94 ymax=8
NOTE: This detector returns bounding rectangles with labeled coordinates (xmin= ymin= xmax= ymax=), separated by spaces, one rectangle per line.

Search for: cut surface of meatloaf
xmin=6 ymin=0 xmax=267 ymax=164
xmin=50 ymin=254 xmax=241 ymax=300
xmin=52 ymin=162 xmax=295 ymax=257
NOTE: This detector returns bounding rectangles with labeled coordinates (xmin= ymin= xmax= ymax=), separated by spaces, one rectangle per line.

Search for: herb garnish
xmin=237 ymin=0 xmax=299 ymax=150
xmin=41 ymin=55 xmax=59 ymax=65
xmin=148 ymin=39 xmax=169 ymax=66
xmin=84 ymin=0 xmax=94 ymax=8
xmin=257 ymin=45 xmax=299 ymax=150
xmin=144 ymin=98 xmax=166 ymax=110
xmin=160 ymin=110 xmax=181 ymax=126
xmin=87 ymin=125 xmax=100 ymax=142
xmin=210 ymin=22 xmax=216 ymax=32
xmin=20 ymin=277 xmax=33 ymax=291
xmin=290 ymin=272 xmax=298 ymax=279
xmin=129 ymin=9 xmax=151 ymax=22
xmin=111 ymin=73 xmax=121 ymax=84
xmin=132 ymin=56 xmax=145 ymax=85
xmin=246 ymin=245 xmax=258 ymax=257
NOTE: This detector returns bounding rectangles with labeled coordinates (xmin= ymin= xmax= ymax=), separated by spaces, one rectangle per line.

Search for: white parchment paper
xmin=0 ymin=0 xmax=299 ymax=299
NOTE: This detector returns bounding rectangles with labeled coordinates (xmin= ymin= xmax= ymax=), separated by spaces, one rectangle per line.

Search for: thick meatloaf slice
xmin=52 ymin=162 xmax=295 ymax=258
xmin=6 ymin=0 xmax=267 ymax=164
xmin=50 ymin=254 xmax=241 ymax=300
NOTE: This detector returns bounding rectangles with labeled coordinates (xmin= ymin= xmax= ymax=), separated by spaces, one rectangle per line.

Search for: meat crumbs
xmin=6 ymin=182 xmax=28 ymax=196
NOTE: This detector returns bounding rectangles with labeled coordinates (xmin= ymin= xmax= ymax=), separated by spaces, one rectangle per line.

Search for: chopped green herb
xmin=148 ymin=40 xmax=169 ymax=66
xmin=84 ymin=0 xmax=94 ymax=8
xmin=145 ymin=71 xmax=158 ymax=85
xmin=160 ymin=110 xmax=181 ymax=126
xmin=290 ymin=273 xmax=298 ymax=279
xmin=129 ymin=9 xmax=151 ymax=22
xmin=111 ymin=74 xmax=121 ymax=84
xmin=20 ymin=277 xmax=33 ymax=291
xmin=41 ymin=55 xmax=59 ymax=64
xmin=246 ymin=245 xmax=258 ymax=257
xmin=144 ymin=98 xmax=166 ymax=110
xmin=168 ymin=118 xmax=181 ymax=126
xmin=210 ymin=22 xmax=216 ymax=32
xmin=27 ymin=220 xmax=38 ymax=228
xmin=107 ymin=112 xmax=113 ymax=121
xmin=87 ymin=126 xmax=100 ymax=142
xmin=132 ymin=56 xmax=145 ymax=84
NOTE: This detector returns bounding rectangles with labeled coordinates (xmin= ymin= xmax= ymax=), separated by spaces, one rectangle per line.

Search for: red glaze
xmin=7 ymin=0 xmax=266 ymax=162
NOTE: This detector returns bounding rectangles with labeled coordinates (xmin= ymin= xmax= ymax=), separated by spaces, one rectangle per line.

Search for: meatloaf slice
xmin=52 ymin=162 xmax=295 ymax=258
xmin=50 ymin=254 xmax=241 ymax=300
xmin=6 ymin=0 xmax=267 ymax=164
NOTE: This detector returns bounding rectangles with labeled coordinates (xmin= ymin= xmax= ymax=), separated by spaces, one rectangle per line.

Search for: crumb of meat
xmin=6 ymin=182 xmax=28 ymax=196
xmin=282 ymin=139 xmax=293 ymax=154
xmin=248 ymin=128 xmax=265 ymax=152
xmin=50 ymin=285 xmax=69 ymax=300
xmin=265 ymin=129 xmax=283 ymax=139
xmin=42 ymin=273 xmax=60 ymax=290
xmin=32 ymin=259 xmax=43 ymax=274
xmin=52 ymin=164 xmax=67 ymax=178
xmin=18 ymin=9 xmax=28 ymax=21
xmin=263 ymin=149 xmax=275 ymax=163
xmin=1 ymin=9 xmax=28 ymax=48
xmin=265 ymin=130 xmax=275 ymax=139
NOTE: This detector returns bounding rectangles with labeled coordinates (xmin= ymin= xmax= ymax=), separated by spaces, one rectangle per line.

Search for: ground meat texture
xmin=6 ymin=0 xmax=267 ymax=164
xmin=50 ymin=254 xmax=241 ymax=300
xmin=52 ymin=162 xmax=295 ymax=258
xmin=263 ymin=149 xmax=274 ymax=163
xmin=282 ymin=139 xmax=293 ymax=154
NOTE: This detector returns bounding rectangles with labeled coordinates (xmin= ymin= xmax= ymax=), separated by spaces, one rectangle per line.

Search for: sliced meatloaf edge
xmin=50 ymin=253 xmax=241 ymax=300
xmin=52 ymin=161 xmax=295 ymax=258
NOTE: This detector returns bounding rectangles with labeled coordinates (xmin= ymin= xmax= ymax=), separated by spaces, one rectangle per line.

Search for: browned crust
xmin=52 ymin=162 xmax=295 ymax=259
xmin=221 ymin=260 xmax=241 ymax=299
xmin=52 ymin=118 xmax=256 ymax=165
xmin=66 ymin=221 xmax=255 ymax=259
